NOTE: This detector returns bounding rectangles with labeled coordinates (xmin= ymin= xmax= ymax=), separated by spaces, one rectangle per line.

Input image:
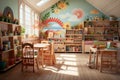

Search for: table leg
xmin=95 ymin=52 xmax=98 ymax=69
xmin=95 ymin=51 xmax=99 ymax=69
xmin=41 ymin=48 xmax=44 ymax=68
xmin=89 ymin=49 xmax=92 ymax=67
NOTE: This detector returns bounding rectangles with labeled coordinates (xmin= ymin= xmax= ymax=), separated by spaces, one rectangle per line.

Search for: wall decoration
xmin=3 ymin=6 xmax=14 ymax=20
xmin=40 ymin=0 xmax=107 ymax=31
xmin=41 ymin=0 xmax=69 ymax=21
xmin=63 ymin=22 xmax=71 ymax=29
xmin=57 ymin=1 xmax=67 ymax=10
xmin=72 ymin=8 xmax=84 ymax=19
xmin=54 ymin=8 xmax=60 ymax=14
xmin=45 ymin=29 xmax=66 ymax=38
xmin=51 ymin=0 xmax=69 ymax=14
xmin=40 ymin=17 xmax=63 ymax=28
xmin=40 ymin=28 xmax=66 ymax=39
xmin=41 ymin=12 xmax=50 ymax=21
xmin=90 ymin=9 xmax=99 ymax=14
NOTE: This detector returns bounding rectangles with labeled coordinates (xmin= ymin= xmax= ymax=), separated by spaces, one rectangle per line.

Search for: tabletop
xmin=34 ymin=43 xmax=50 ymax=48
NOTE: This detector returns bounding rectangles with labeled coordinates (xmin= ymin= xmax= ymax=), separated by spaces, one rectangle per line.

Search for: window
xmin=19 ymin=3 xmax=39 ymax=38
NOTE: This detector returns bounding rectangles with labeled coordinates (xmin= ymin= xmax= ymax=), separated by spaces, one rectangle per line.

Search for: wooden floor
xmin=0 ymin=53 xmax=120 ymax=80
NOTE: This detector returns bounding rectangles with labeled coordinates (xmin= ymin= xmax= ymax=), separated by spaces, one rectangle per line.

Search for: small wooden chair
xmin=41 ymin=40 xmax=49 ymax=51
xmin=99 ymin=50 xmax=118 ymax=73
xmin=43 ymin=41 xmax=55 ymax=66
xmin=21 ymin=43 xmax=37 ymax=72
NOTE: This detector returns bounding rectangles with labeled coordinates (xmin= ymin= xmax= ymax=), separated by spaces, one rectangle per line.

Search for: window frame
xmin=19 ymin=2 xmax=40 ymax=38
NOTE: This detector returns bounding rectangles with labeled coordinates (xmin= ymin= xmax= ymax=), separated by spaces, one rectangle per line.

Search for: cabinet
xmin=84 ymin=20 xmax=119 ymax=41
xmin=65 ymin=29 xmax=83 ymax=53
xmin=84 ymin=20 xmax=119 ymax=52
xmin=0 ymin=21 xmax=22 ymax=71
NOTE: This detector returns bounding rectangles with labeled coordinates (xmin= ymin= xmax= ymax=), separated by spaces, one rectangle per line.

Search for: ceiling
xmin=25 ymin=0 xmax=120 ymax=18
xmin=25 ymin=0 xmax=60 ymax=13
xmin=86 ymin=0 xmax=120 ymax=17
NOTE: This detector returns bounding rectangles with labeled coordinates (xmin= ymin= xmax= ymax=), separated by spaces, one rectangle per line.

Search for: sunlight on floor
xmin=60 ymin=54 xmax=77 ymax=57
xmin=44 ymin=54 xmax=79 ymax=76
xmin=58 ymin=67 xmax=79 ymax=76
xmin=64 ymin=61 xmax=77 ymax=66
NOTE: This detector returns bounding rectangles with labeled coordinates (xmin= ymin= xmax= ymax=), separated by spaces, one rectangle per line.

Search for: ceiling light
xmin=36 ymin=0 xmax=50 ymax=6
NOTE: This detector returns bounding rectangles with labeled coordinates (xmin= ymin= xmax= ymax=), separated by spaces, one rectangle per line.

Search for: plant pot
xmin=0 ymin=61 xmax=6 ymax=70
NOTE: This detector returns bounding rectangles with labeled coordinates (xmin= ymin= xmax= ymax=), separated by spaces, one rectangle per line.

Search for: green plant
xmin=21 ymin=27 xmax=25 ymax=35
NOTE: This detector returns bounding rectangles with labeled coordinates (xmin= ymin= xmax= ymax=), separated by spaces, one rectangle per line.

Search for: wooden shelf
xmin=15 ymin=59 xmax=22 ymax=64
xmin=1 ymin=49 xmax=14 ymax=53
xmin=0 ymin=21 xmax=20 ymax=26
xmin=84 ymin=20 xmax=119 ymax=41
xmin=65 ymin=29 xmax=83 ymax=53
xmin=0 ymin=64 xmax=15 ymax=72
xmin=65 ymin=51 xmax=82 ymax=53
xmin=84 ymin=20 xmax=119 ymax=52
xmin=0 ymin=21 xmax=22 ymax=72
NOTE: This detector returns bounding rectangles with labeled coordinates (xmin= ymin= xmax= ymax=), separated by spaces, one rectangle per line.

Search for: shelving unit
xmin=48 ymin=38 xmax=66 ymax=53
xmin=84 ymin=20 xmax=119 ymax=41
xmin=65 ymin=29 xmax=83 ymax=53
xmin=84 ymin=20 xmax=119 ymax=52
xmin=48 ymin=29 xmax=83 ymax=53
xmin=0 ymin=21 xmax=22 ymax=72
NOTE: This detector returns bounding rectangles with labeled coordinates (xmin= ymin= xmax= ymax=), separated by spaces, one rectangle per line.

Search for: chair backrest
xmin=41 ymin=40 xmax=49 ymax=44
xmin=41 ymin=40 xmax=49 ymax=50
xmin=50 ymin=41 xmax=54 ymax=55
xmin=22 ymin=43 xmax=34 ymax=58
xmin=22 ymin=43 xmax=35 ymax=72
xmin=43 ymin=41 xmax=55 ymax=65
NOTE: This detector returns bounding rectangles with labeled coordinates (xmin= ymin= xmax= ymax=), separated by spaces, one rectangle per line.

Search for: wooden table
xmin=34 ymin=43 xmax=50 ymax=67
xmin=89 ymin=47 xmax=118 ymax=69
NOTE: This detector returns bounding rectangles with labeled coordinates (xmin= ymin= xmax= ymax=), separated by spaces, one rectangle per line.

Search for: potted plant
xmin=21 ymin=27 xmax=25 ymax=38
xmin=0 ymin=60 xmax=7 ymax=70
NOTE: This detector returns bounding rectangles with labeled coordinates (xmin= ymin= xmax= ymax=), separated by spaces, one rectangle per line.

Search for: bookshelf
xmin=49 ymin=38 xmax=66 ymax=52
xmin=0 ymin=21 xmax=22 ymax=71
xmin=48 ymin=29 xmax=83 ymax=53
xmin=84 ymin=20 xmax=119 ymax=52
xmin=65 ymin=29 xmax=83 ymax=53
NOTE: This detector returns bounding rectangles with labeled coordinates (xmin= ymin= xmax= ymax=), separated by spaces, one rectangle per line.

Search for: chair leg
xmin=51 ymin=56 xmax=53 ymax=65
xmin=33 ymin=65 xmax=34 ymax=72
xmin=36 ymin=58 xmax=39 ymax=70
xmin=100 ymin=65 xmax=102 ymax=72
xmin=21 ymin=63 xmax=23 ymax=72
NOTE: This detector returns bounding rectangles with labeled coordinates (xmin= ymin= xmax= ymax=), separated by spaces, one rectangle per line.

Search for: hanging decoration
xmin=90 ymin=9 xmax=99 ymax=14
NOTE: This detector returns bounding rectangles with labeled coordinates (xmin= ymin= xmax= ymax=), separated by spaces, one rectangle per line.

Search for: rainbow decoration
xmin=43 ymin=17 xmax=63 ymax=27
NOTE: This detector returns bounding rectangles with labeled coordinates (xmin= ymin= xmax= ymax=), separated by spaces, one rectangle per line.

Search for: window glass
xmin=19 ymin=3 xmax=39 ymax=38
